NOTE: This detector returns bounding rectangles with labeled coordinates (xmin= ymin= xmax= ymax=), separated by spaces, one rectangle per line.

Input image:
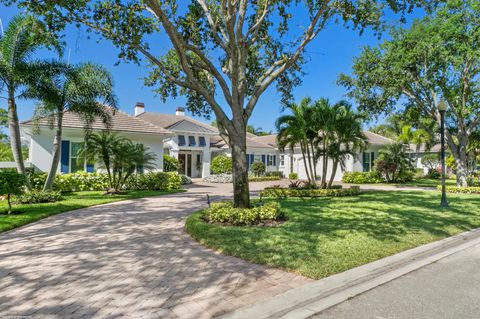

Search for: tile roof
xmin=364 ymin=131 xmax=395 ymax=145
xmin=211 ymin=135 xmax=275 ymax=149
xmin=21 ymin=108 xmax=170 ymax=135
xmin=250 ymin=134 xmax=278 ymax=147
xmin=138 ymin=113 xmax=218 ymax=134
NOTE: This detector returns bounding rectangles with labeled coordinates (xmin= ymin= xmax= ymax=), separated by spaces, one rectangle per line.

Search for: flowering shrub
xmin=438 ymin=186 xmax=480 ymax=194
xmin=204 ymin=174 xmax=233 ymax=183
xmin=202 ymin=201 xmax=284 ymax=226
xmin=180 ymin=174 xmax=192 ymax=185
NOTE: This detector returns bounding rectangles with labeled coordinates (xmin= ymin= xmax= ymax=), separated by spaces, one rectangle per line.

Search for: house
xmin=21 ymin=102 xmax=396 ymax=181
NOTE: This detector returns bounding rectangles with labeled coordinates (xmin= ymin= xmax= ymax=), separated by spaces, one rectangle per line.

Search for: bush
xmin=202 ymin=201 xmax=284 ymax=226
xmin=251 ymin=161 xmax=266 ymax=176
xmin=204 ymin=173 xmax=233 ymax=183
xmin=180 ymin=174 xmax=192 ymax=185
xmin=265 ymin=171 xmax=284 ymax=178
xmin=288 ymin=172 xmax=298 ymax=180
xmin=124 ymin=172 xmax=182 ymax=190
xmin=426 ymin=169 xmax=441 ymax=179
xmin=31 ymin=172 xmax=109 ymax=192
xmin=438 ymin=186 xmax=480 ymax=194
xmin=260 ymin=186 xmax=360 ymax=198
xmin=16 ymin=190 xmax=63 ymax=204
xmin=211 ymin=155 xmax=233 ymax=174
xmin=249 ymin=176 xmax=281 ymax=182
xmin=163 ymin=155 xmax=180 ymax=172
xmin=0 ymin=171 xmax=27 ymax=214
xmin=342 ymin=171 xmax=383 ymax=184
xmin=396 ymin=169 xmax=415 ymax=183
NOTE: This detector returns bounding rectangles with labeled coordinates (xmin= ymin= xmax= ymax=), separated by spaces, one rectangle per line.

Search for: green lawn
xmin=398 ymin=178 xmax=457 ymax=188
xmin=0 ymin=189 xmax=183 ymax=233
xmin=186 ymin=191 xmax=480 ymax=279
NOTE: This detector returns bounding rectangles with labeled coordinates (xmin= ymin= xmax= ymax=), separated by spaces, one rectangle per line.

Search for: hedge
xmin=16 ymin=190 xmax=63 ymax=204
xmin=438 ymin=186 xmax=480 ymax=194
xmin=342 ymin=171 xmax=383 ymax=184
xmin=260 ymin=186 xmax=360 ymax=198
xmin=31 ymin=171 xmax=181 ymax=192
xmin=249 ymin=176 xmax=281 ymax=182
xmin=201 ymin=201 xmax=284 ymax=226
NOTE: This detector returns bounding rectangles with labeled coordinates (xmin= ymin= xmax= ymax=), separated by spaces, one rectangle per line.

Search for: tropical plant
xmin=82 ymin=132 xmax=157 ymax=193
xmin=251 ymin=161 xmax=266 ymax=177
xmin=398 ymin=124 xmax=434 ymax=153
xmin=28 ymin=62 xmax=117 ymax=191
xmin=421 ymin=153 xmax=440 ymax=171
xmin=0 ymin=15 xmax=60 ymax=176
xmin=0 ymin=171 xmax=26 ymax=214
xmin=375 ymin=143 xmax=414 ymax=183
xmin=163 ymin=154 xmax=179 ymax=172
xmin=5 ymin=0 xmax=432 ymax=208
xmin=211 ymin=155 xmax=232 ymax=174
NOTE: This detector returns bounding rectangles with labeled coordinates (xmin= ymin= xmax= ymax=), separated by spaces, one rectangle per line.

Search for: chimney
xmin=175 ymin=107 xmax=185 ymax=116
xmin=135 ymin=102 xmax=145 ymax=116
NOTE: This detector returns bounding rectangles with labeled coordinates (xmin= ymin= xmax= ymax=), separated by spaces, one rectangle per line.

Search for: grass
xmin=397 ymin=178 xmax=457 ymax=188
xmin=0 ymin=189 xmax=183 ymax=233
xmin=186 ymin=191 xmax=480 ymax=279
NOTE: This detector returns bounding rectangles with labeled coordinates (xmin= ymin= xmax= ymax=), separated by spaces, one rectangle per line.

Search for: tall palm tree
xmin=28 ymin=62 xmax=117 ymax=190
xmin=325 ymin=102 xmax=368 ymax=187
xmin=0 ymin=15 xmax=61 ymax=175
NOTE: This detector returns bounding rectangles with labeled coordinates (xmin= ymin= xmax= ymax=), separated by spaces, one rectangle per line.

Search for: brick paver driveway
xmin=0 ymin=181 xmax=310 ymax=319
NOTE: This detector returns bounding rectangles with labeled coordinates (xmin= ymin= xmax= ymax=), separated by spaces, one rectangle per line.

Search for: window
xmin=362 ymin=152 xmax=375 ymax=172
xmin=199 ymin=136 xmax=206 ymax=147
xmin=267 ymin=155 xmax=276 ymax=166
xmin=70 ymin=142 xmax=85 ymax=173
xmin=280 ymin=155 xmax=285 ymax=166
xmin=188 ymin=136 xmax=196 ymax=146
xmin=178 ymin=135 xmax=186 ymax=146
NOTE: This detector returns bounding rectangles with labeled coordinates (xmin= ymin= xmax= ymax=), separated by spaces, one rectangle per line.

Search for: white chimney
xmin=135 ymin=102 xmax=145 ymax=116
xmin=175 ymin=107 xmax=185 ymax=116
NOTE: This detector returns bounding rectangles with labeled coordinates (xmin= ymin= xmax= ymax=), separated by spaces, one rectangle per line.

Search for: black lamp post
xmin=438 ymin=99 xmax=448 ymax=208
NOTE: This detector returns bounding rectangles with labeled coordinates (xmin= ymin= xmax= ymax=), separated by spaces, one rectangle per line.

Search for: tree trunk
xmin=7 ymin=193 xmax=12 ymax=215
xmin=446 ymin=133 xmax=468 ymax=187
xmin=328 ymin=160 xmax=339 ymax=188
xmin=230 ymin=132 xmax=250 ymax=208
xmin=44 ymin=110 xmax=63 ymax=191
xmin=7 ymin=89 xmax=26 ymax=175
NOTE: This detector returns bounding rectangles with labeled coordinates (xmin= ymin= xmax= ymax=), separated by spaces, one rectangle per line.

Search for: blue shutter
xmin=266 ymin=155 xmax=270 ymax=166
xmin=137 ymin=165 xmax=144 ymax=174
xmin=61 ymin=140 xmax=70 ymax=173
xmin=246 ymin=154 xmax=250 ymax=168
xmin=261 ymin=155 xmax=266 ymax=164
xmin=273 ymin=155 xmax=276 ymax=166
xmin=86 ymin=164 xmax=94 ymax=173
xmin=249 ymin=154 xmax=254 ymax=165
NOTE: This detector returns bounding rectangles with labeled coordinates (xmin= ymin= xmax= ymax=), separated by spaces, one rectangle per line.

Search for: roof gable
xmin=166 ymin=119 xmax=217 ymax=133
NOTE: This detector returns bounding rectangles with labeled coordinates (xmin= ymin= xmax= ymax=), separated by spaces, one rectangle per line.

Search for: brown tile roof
xmin=138 ymin=113 xmax=218 ymax=134
xmin=21 ymin=108 xmax=170 ymax=135
xmin=364 ymin=131 xmax=395 ymax=145
xmin=250 ymin=134 xmax=278 ymax=147
xmin=211 ymin=135 xmax=275 ymax=149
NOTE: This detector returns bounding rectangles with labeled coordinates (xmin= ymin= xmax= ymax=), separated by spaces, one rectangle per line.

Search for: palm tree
xmin=0 ymin=15 xmax=61 ymax=175
xmin=325 ymin=102 xmax=368 ymax=187
xmin=83 ymin=132 xmax=157 ymax=193
xmin=376 ymin=142 xmax=413 ymax=183
xmin=398 ymin=124 xmax=434 ymax=153
xmin=28 ymin=62 xmax=117 ymax=190
xmin=276 ymin=98 xmax=318 ymax=184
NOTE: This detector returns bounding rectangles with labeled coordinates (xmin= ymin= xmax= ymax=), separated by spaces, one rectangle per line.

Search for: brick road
xmin=0 ymin=181 xmax=311 ymax=318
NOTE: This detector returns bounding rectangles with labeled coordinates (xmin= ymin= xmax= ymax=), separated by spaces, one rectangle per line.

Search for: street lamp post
xmin=438 ymin=100 xmax=448 ymax=208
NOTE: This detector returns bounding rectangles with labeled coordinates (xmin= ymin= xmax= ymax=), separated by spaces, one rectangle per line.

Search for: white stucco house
xmin=20 ymin=102 xmax=398 ymax=181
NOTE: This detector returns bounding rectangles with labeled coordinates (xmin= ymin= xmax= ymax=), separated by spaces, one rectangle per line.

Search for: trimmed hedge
xmin=438 ymin=186 xmax=480 ymax=194
xmin=204 ymin=174 xmax=281 ymax=183
xmin=260 ymin=186 xmax=360 ymax=198
xmin=16 ymin=190 xmax=63 ymax=204
xmin=31 ymin=171 xmax=181 ymax=192
xmin=249 ymin=176 xmax=281 ymax=182
xmin=202 ymin=201 xmax=284 ymax=226
xmin=342 ymin=171 xmax=383 ymax=184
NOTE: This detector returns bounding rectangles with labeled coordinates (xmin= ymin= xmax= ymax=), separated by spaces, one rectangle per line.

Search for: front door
xmin=178 ymin=153 xmax=192 ymax=177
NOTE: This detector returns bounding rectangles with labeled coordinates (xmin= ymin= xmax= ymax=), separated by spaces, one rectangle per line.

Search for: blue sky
xmin=0 ymin=4 xmax=422 ymax=132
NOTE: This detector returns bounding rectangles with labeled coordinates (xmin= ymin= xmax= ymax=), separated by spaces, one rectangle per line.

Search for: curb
xmin=218 ymin=227 xmax=480 ymax=319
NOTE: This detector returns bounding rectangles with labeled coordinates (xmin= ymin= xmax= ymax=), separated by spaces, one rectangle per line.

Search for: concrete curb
xmin=219 ymin=228 xmax=480 ymax=319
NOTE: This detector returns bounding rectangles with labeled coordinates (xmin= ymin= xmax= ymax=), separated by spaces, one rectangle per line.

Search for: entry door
xmin=186 ymin=154 xmax=192 ymax=177
xmin=178 ymin=154 xmax=186 ymax=175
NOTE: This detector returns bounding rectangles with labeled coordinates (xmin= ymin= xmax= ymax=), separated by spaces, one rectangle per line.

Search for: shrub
xmin=421 ymin=153 xmax=440 ymax=171
xmin=204 ymin=173 xmax=233 ymax=183
xmin=342 ymin=171 xmax=383 ymax=184
xmin=202 ymin=201 xmax=284 ymax=226
xmin=124 ymin=172 xmax=182 ymax=190
xmin=163 ymin=155 xmax=180 ymax=172
xmin=16 ymin=190 xmax=63 ymax=204
xmin=426 ymin=169 xmax=441 ymax=179
xmin=438 ymin=186 xmax=480 ymax=194
xmin=211 ymin=155 xmax=233 ymax=174
xmin=288 ymin=172 xmax=298 ymax=180
xmin=249 ymin=176 xmax=281 ymax=182
xmin=180 ymin=174 xmax=192 ymax=185
xmin=265 ymin=171 xmax=284 ymax=178
xmin=260 ymin=186 xmax=360 ymax=198
xmin=31 ymin=172 xmax=109 ymax=192
xmin=251 ymin=161 xmax=266 ymax=176
xmin=0 ymin=171 xmax=26 ymax=214
xmin=375 ymin=143 xmax=415 ymax=183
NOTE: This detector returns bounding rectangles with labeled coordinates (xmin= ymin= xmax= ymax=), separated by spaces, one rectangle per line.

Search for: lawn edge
xmin=219 ymin=227 xmax=480 ymax=319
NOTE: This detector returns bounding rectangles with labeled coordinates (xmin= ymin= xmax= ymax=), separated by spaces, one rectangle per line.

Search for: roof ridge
xmin=365 ymin=130 xmax=395 ymax=142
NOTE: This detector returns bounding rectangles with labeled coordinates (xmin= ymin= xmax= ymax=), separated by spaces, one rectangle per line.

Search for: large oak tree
xmin=339 ymin=1 xmax=480 ymax=186
xmin=3 ymin=0 xmax=438 ymax=206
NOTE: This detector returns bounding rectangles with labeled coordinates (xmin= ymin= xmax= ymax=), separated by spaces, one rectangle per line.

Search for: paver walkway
xmin=0 ymin=182 xmax=311 ymax=319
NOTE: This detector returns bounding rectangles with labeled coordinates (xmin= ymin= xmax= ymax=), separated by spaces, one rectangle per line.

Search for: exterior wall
xmin=23 ymin=126 xmax=165 ymax=173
